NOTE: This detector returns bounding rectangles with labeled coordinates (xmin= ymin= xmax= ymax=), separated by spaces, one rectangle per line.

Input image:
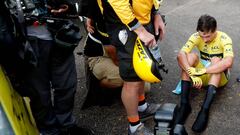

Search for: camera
xmin=154 ymin=103 xmax=177 ymax=135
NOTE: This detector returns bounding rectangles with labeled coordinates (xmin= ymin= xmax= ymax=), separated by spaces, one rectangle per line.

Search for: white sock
xmin=129 ymin=122 xmax=142 ymax=133
xmin=138 ymin=103 xmax=148 ymax=112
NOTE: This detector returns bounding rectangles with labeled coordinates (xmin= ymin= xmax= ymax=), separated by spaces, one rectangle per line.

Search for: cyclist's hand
xmin=187 ymin=67 xmax=206 ymax=76
xmin=134 ymin=26 xmax=156 ymax=48
xmin=190 ymin=76 xmax=202 ymax=89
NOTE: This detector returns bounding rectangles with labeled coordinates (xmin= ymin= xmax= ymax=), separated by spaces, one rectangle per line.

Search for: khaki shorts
xmin=88 ymin=56 xmax=123 ymax=87
xmin=196 ymin=59 xmax=229 ymax=87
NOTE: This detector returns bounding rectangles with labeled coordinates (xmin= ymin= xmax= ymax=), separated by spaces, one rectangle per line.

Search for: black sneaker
xmin=192 ymin=108 xmax=209 ymax=133
xmin=175 ymin=103 xmax=192 ymax=124
xmin=61 ymin=126 xmax=95 ymax=135
xmin=139 ymin=103 xmax=161 ymax=121
xmin=128 ymin=124 xmax=154 ymax=135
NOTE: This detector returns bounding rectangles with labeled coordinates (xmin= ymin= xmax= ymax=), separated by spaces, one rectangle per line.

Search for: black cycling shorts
xmin=107 ymin=23 xmax=155 ymax=82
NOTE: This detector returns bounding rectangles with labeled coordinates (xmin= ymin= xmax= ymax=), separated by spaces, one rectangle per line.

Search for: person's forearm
xmin=177 ymin=51 xmax=191 ymax=71
xmin=206 ymin=57 xmax=233 ymax=74
xmin=133 ymin=25 xmax=145 ymax=36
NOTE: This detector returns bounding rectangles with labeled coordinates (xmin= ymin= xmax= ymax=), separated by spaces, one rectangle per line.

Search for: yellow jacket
xmin=98 ymin=0 xmax=162 ymax=30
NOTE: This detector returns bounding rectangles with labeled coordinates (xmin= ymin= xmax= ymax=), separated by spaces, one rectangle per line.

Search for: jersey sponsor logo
xmin=184 ymin=44 xmax=190 ymax=48
xmin=211 ymin=45 xmax=220 ymax=52
xmin=188 ymin=40 xmax=194 ymax=44
xmin=225 ymin=48 xmax=232 ymax=52
xmin=221 ymin=35 xmax=227 ymax=40
xmin=203 ymin=44 xmax=208 ymax=52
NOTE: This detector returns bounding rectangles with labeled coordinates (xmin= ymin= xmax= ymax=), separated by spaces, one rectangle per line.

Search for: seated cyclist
xmin=175 ymin=14 xmax=234 ymax=133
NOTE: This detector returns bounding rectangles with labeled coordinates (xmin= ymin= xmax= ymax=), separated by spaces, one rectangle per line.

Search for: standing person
xmin=97 ymin=0 xmax=166 ymax=134
xmin=84 ymin=17 xmax=151 ymax=104
xmin=0 ymin=1 xmax=22 ymax=74
xmin=82 ymin=0 xmax=151 ymax=108
xmin=175 ymin=14 xmax=234 ymax=133
xmin=4 ymin=0 xmax=94 ymax=135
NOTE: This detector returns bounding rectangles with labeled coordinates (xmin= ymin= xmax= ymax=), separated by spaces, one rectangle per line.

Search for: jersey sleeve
xmin=221 ymin=33 xmax=234 ymax=57
xmin=108 ymin=0 xmax=140 ymax=30
xmin=181 ymin=33 xmax=199 ymax=53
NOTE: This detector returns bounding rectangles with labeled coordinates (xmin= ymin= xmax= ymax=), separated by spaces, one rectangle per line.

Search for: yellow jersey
xmin=181 ymin=31 xmax=234 ymax=60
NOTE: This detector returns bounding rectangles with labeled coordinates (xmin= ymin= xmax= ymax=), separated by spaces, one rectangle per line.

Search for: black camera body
xmin=154 ymin=103 xmax=188 ymax=135
xmin=154 ymin=103 xmax=177 ymax=135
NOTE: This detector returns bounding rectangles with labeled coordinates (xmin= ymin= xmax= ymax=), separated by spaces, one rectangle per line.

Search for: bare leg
xmin=121 ymin=81 xmax=145 ymax=117
xmin=208 ymin=57 xmax=222 ymax=87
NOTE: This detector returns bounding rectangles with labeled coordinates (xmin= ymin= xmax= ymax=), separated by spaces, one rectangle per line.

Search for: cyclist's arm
xmin=206 ymin=34 xmax=234 ymax=74
xmin=178 ymin=34 xmax=198 ymax=71
xmin=177 ymin=51 xmax=192 ymax=71
xmin=205 ymin=56 xmax=233 ymax=74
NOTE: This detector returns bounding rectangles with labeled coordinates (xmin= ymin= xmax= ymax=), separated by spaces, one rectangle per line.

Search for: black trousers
xmin=21 ymin=38 xmax=77 ymax=134
xmin=0 ymin=8 xmax=20 ymax=70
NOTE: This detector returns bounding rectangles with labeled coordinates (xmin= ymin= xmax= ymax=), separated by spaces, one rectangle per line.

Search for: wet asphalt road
xmin=73 ymin=0 xmax=240 ymax=134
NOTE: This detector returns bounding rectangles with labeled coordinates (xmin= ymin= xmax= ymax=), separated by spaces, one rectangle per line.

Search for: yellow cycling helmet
xmin=133 ymin=38 xmax=163 ymax=83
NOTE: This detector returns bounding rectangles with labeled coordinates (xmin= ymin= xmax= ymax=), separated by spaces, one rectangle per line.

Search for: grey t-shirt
xmin=27 ymin=25 xmax=53 ymax=40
